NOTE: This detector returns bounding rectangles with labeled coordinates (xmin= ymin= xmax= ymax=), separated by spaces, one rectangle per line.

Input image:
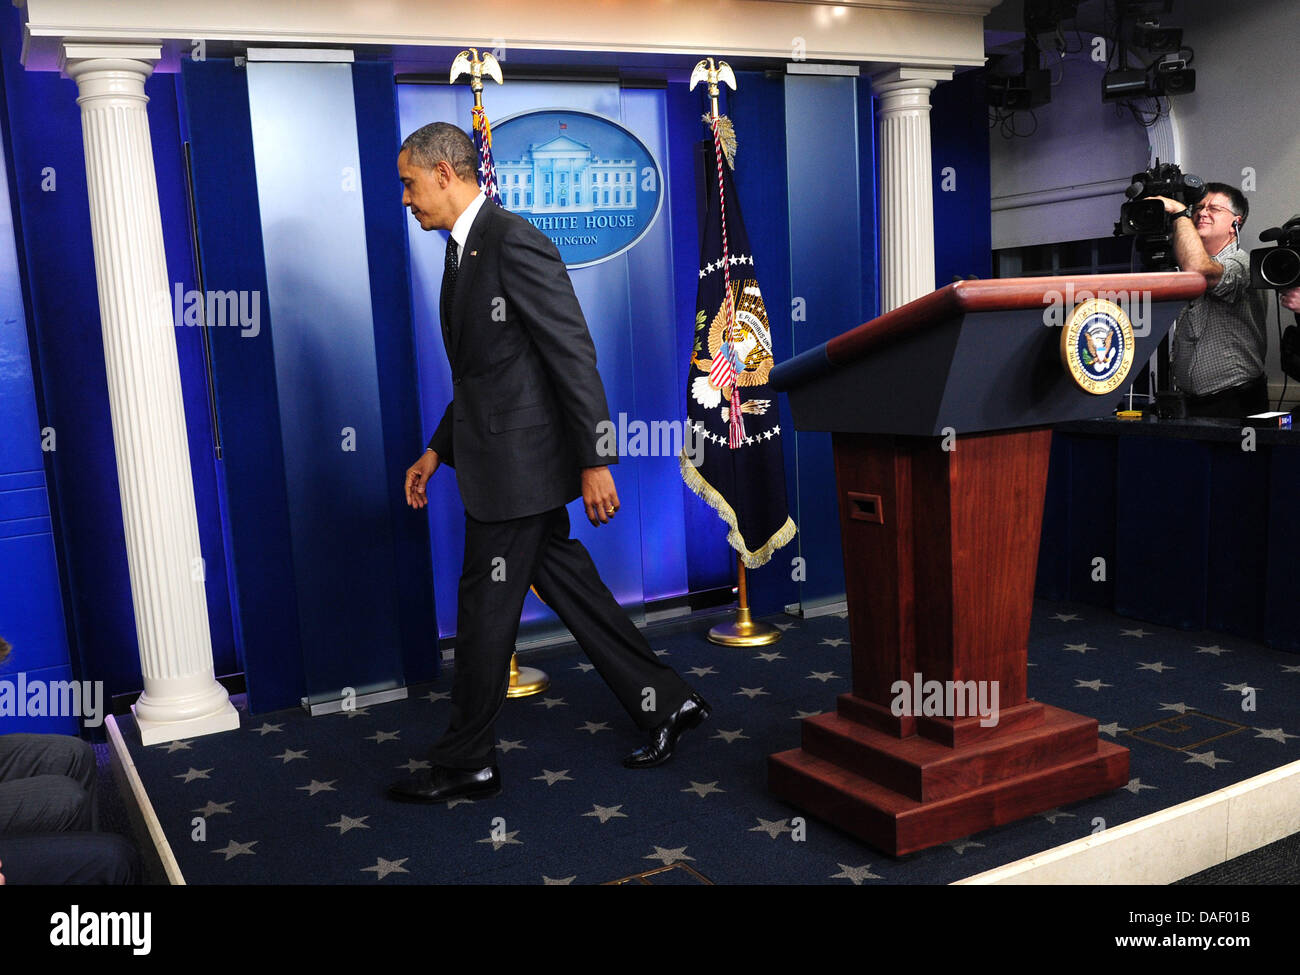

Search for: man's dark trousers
xmin=428 ymin=506 xmax=693 ymax=769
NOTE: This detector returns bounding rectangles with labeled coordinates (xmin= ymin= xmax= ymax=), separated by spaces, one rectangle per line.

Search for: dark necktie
xmin=441 ymin=237 xmax=459 ymax=353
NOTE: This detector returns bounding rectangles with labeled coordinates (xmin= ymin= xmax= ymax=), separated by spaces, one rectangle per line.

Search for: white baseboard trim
xmin=954 ymin=758 xmax=1300 ymax=884
xmin=106 ymin=714 xmax=186 ymax=886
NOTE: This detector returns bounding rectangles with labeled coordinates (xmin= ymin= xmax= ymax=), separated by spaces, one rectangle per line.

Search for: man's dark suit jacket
xmin=426 ymin=201 xmax=615 ymax=523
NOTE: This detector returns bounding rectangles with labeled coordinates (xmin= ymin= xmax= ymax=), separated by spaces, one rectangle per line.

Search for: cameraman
xmin=1152 ymin=183 xmax=1269 ymax=417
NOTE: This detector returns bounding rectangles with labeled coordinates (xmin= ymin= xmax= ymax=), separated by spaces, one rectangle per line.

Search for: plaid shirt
xmin=1170 ymin=240 xmax=1269 ymax=397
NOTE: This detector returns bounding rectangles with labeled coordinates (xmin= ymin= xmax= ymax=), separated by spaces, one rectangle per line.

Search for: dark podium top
xmin=772 ymin=273 xmax=1207 ymax=437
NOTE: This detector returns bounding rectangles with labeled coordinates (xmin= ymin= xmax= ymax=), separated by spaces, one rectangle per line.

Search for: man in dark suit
xmin=389 ymin=123 xmax=708 ymax=803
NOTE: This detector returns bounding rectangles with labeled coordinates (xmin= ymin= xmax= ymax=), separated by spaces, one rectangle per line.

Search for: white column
xmin=60 ymin=43 xmax=239 ymax=746
xmin=872 ymin=66 xmax=953 ymax=312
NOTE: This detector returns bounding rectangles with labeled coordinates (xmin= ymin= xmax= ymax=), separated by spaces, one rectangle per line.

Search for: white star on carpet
xmin=497 ymin=739 xmax=527 ymax=752
xmin=478 ymin=829 xmax=523 ymax=850
xmin=361 ymin=856 xmax=409 ymax=879
xmin=831 ymin=863 xmax=882 ymax=884
xmin=533 ymin=696 xmax=567 ymax=709
xmin=175 ymin=767 xmax=212 ymax=783
xmin=543 ymin=875 xmax=576 ymax=885
xmin=1195 ymin=645 xmax=1231 ymax=656
xmin=1050 ymin=613 xmax=1080 ymax=622
xmin=251 ymin=722 xmax=283 ymax=736
xmin=947 ymin=839 xmax=984 ymax=854
xmin=1063 ymin=643 xmax=1094 ymax=654
xmin=793 ymin=710 xmax=824 ymax=720
xmin=425 ymin=691 xmax=450 ymax=703
xmin=756 ymin=652 xmax=785 ymax=662
xmin=688 ymin=666 xmax=717 ymax=677
xmin=1222 ymin=682 xmax=1253 ymax=693
xmin=1097 ymin=722 xmax=1128 ymax=737
xmin=192 ymin=800 xmax=233 ymax=816
xmin=682 ymin=781 xmax=724 ymax=798
xmin=820 ymin=638 xmax=846 ymax=647
xmin=712 ymin=729 xmax=748 ymax=743
xmin=775 ymin=622 xmax=798 ymax=631
xmin=1185 ymin=751 xmax=1231 ymax=768
xmin=1254 ymin=728 xmax=1297 ymax=743
xmin=1282 ymin=664 xmax=1300 ymax=674
xmin=1158 ymin=702 xmax=1193 ymax=713
xmin=273 ymin=748 xmax=307 ymax=764
xmin=643 ymin=845 xmax=693 ymax=865
xmin=533 ymin=769 xmax=573 ymax=786
xmin=1040 ymin=809 xmax=1075 ymax=824
xmin=1120 ymin=628 xmax=1149 ymax=637
xmin=583 ymin=804 xmax=628 ymax=824
xmin=396 ymin=758 xmax=430 ymax=773
xmin=366 ymin=730 xmax=400 ymax=743
xmin=326 ymin=815 xmax=370 ymax=835
xmin=212 ymin=839 xmax=257 ymax=861
xmin=735 ymin=687 xmax=768 ymax=698
xmin=572 ymin=662 xmax=595 ymax=673
xmin=342 ymin=708 xmax=370 ymax=719
xmin=162 ymin=740 xmax=192 ymax=753
xmin=1137 ymin=661 xmax=1175 ymax=673
xmin=296 ymin=779 xmax=337 ymax=796
xmin=1123 ymin=778 xmax=1157 ymax=794
xmin=749 ymin=817 xmax=793 ymax=839
xmin=807 ymin=671 xmax=841 ymax=682
xmin=576 ymin=721 xmax=610 ymax=734
xmin=1073 ymin=679 xmax=1112 ymax=691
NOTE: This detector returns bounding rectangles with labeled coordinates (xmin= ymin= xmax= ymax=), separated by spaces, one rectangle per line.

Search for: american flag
xmin=708 ymin=341 xmax=741 ymax=391
xmin=471 ymin=104 xmax=501 ymax=205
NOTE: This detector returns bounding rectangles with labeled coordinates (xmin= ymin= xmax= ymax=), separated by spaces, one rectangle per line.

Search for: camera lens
xmin=1260 ymin=247 xmax=1300 ymax=288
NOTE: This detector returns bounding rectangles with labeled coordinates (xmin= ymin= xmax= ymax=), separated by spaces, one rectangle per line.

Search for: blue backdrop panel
xmin=181 ymin=58 xmax=305 ymax=713
xmin=1265 ymin=445 xmax=1300 ymax=651
xmin=931 ymin=68 xmax=992 ymax=286
xmin=352 ymin=62 xmax=438 ymax=686
xmin=246 ymin=60 xmax=406 ymax=707
xmin=1114 ymin=437 xmax=1211 ymax=629
xmin=783 ymin=74 xmax=859 ymax=610
xmin=619 ymin=86 xmax=689 ymax=607
xmin=1207 ymin=444 xmax=1269 ymax=640
xmin=398 ymin=81 xmax=669 ymax=641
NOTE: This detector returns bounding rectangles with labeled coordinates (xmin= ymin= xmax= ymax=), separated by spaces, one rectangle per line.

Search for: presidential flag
xmin=471 ymin=104 xmax=501 ymax=205
xmin=679 ymin=118 xmax=796 ymax=568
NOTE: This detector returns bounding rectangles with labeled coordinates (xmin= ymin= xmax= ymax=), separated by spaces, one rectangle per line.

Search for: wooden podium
xmin=767 ymin=273 xmax=1206 ymax=856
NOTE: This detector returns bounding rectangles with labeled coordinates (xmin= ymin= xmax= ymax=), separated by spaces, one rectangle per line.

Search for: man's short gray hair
xmin=400 ymin=122 xmax=478 ymax=182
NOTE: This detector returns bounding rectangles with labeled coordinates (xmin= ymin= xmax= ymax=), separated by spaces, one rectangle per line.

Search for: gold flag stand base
xmin=708 ymin=606 xmax=781 ymax=647
xmin=707 ymin=556 xmax=781 ymax=647
xmin=506 ymin=653 xmax=549 ymax=698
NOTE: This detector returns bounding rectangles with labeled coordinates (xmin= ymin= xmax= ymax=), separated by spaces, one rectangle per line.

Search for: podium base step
xmin=769 ymin=713 xmax=1129 ymax=857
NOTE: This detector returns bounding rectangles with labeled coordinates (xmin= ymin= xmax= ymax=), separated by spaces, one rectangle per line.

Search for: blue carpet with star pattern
xmin=116 ymin=601 xmax=1299 ymax=884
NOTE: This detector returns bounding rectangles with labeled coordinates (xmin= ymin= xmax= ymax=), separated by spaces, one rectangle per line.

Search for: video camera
xmin=1113 ymin=160 xmax=1206 ymax=270
xmin=1250 ymin=216 xmax=1300 ymax=290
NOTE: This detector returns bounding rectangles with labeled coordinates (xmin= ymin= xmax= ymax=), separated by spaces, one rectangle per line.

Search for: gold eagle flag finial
xmin=449 ymin=47 xmax=504 ymax=108
xmin=690 ymin=57 xmax=738 ymax=167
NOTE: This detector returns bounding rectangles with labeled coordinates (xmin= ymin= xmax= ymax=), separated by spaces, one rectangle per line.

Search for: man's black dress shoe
xmin=623 ymin=692 xmax=711 ymax=769
xmin=388 ymin=764 xmax=501 ymax=803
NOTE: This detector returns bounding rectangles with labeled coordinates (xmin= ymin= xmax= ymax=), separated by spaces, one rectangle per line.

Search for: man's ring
xmin=606 ymin=506 xmax=615 ymax=515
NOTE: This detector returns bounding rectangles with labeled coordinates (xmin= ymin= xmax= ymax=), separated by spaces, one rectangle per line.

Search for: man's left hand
xmin=581 ymin=466 xmax=620 ymax=526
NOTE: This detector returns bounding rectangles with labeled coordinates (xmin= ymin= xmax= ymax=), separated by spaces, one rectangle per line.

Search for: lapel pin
xmin=470 ymin=250 xmax=478 ymax=257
